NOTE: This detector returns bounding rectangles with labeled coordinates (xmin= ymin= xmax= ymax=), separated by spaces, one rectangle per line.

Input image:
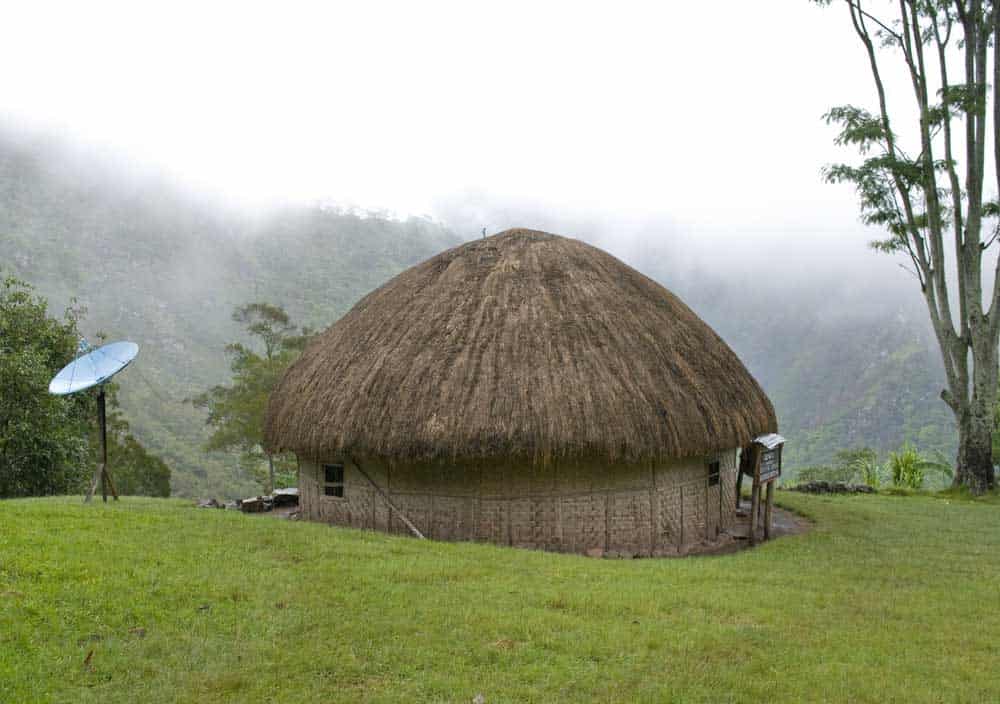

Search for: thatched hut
xmin=265 ymin=228 xmax=776 ymax=555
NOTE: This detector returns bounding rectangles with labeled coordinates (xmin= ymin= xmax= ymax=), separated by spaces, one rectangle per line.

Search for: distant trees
xmin=0 ymin=275 xmax=170 ymax=497
xmin=815 ymin=1 xmax=1000 ymax=492
xmin=192 ymin=303 xmax=311 ymax=493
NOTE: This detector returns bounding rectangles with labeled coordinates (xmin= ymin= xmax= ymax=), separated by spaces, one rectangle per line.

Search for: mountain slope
xmin=0 ymin=128 xmax=959 ymax=494
xmin=0 ymin=130 xmax=459 ymax=496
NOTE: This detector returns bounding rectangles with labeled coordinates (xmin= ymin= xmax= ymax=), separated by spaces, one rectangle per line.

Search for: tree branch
xmin=847 ymin=0 xmax=906 ymax=46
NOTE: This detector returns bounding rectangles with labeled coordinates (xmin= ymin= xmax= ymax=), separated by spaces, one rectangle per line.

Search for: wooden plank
xmin=84 ymin=463 xmax=102 ymax=503
xmin=748 ymin=445 xmax=762 ymax=546
xmin=104 ymin=466 xmax=119 ymax=501
xmin=764 ymin=481 xmax=775 ymax=540
xmin=348 ymin=455 xmax=425 ymax=539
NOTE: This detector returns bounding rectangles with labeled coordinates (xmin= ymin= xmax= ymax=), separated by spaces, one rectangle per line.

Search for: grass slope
xmin=2 ymin=494 xmax=999 ymax=703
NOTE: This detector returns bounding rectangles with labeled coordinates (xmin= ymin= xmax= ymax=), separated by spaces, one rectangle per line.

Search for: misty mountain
xmin=0 ymin=130 xmax=957 ymax=496
xmin=0 ymin=129 xmax=459 ymax=496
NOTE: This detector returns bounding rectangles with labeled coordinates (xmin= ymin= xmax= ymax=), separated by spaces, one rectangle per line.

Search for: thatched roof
xmin=265 ymin=228 xmax=777 ymax=463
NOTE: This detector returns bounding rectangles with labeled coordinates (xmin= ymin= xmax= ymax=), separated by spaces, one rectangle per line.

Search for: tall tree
xmin=816 ymin=0 xmax=999 ymax=492
xmin=192 ymin=303 xmax=311 ymax=493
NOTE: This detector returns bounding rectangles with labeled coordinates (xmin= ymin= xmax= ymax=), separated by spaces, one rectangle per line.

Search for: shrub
xmin=851 ymin=451 xmax=883 ymax=489
xmin=889 ymin=444 xmax=924 ymax=489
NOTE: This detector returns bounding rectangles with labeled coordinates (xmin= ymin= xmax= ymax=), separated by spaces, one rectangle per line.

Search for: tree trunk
xmin=954 ymin=353 xmax=997 ymax=493
xmin=267 ymin=454 xmax=276 ymax=494
xmin=955 ymin=411 xmax=994 ymax=492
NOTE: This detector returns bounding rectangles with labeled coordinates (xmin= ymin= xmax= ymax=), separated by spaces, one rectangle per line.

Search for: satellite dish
xmin=49 ymin=341 xmax=138 ymax=395
xmin=49 ymin=340 xmax=140 ymax=503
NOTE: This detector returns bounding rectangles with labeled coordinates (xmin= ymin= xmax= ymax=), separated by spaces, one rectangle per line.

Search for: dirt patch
xmin=686 ymin=499 xmax=812 ymax=557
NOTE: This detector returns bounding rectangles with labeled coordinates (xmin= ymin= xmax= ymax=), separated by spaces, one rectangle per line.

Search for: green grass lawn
xmin=2 ymin=493 xmax=999 ymax=703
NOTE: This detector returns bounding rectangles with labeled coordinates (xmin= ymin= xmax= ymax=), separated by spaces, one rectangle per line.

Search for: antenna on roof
xmin=49 ymin=340 xmax=139 ymax=503
xmin=482 ymin=227 xmax=486 ymax=239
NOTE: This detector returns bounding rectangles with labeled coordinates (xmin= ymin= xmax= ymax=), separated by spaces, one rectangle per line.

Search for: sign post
xmin=745 ymin=434 xmax=785 ymax=546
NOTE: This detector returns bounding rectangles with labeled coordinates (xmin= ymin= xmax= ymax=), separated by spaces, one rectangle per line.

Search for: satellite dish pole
xmin=93 ymin=385 xmax=116 ymax=502
xmin=49 ymin=340 xmax=139 ymax=503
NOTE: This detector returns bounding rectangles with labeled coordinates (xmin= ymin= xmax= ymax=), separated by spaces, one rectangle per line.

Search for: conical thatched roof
xmin=265 ymin=228 xmax=776 ymax=463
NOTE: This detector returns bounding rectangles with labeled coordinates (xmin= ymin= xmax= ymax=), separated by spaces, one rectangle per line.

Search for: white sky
xmin=1 ymin=1 xmax=893 ymax=237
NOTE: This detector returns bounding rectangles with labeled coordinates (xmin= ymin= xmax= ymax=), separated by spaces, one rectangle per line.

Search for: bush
xmin=0 ymin=277 xmax=91 ymax=496
xmin=849 ymin=450 xmax=883 ymax=488
xmin=795 ymin=464 xmax=854 ymax=484
xmin=792 ymin=445 xmax=954 ymax=491
xmin=793 ymin=447 xmax=879 ymax=486
xmin=887 ymin=444 xmax=952 ymax=490
xmin=889 ymin=444 xmax=924 ymax=489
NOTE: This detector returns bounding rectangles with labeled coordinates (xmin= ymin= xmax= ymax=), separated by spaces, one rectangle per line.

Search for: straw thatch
xmin=265 ymin=228 xmax=776 ymax=463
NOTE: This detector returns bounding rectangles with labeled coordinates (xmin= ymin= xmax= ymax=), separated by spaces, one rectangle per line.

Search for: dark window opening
xmin=707 ymin=460 xmax=721 ymax=486
xmin=323 ymin=463 xmax=345 ymax=498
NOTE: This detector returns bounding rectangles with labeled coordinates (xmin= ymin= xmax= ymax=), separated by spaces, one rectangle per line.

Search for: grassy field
xmin=1 ymin=493 xmax=999 ymax=703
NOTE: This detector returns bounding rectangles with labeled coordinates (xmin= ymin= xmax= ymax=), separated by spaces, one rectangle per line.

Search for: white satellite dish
xmin=49 ymin=340 xmax=140 ymax=503
xmin=49 ymin=341 xmax=138 ymax=395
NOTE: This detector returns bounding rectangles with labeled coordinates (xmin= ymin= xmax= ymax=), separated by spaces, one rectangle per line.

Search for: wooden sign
xmin=745 ymin=434 xmax=785 ymax=546
xmin=758 ymin=445 xmax=782 ymax=483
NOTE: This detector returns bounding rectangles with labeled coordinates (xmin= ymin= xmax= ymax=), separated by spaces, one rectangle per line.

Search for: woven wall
xmin=297 ymin=450 xmax=738 ymax=556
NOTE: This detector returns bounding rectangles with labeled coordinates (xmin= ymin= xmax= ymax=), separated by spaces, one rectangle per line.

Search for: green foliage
xmin=794 ymin=463 xmax=856 ymax=484
xmin=0 ymin=275 xmax=171 ymax=497
xmin=191 ymin=303 xmax=311 ymax=492
xmin=889 ymin=443 xmax=924 ymax=489
xmin=790 ymin=443 xmax=953 ymax=490
xmin=792 ymin=447 xmax=879 ymax=485
xmin=3 ymin=494 xmax=1000 ymax=702
xmin=887 ymin=443 xmax=952 ymax=490
xmin=0 ymin=276 xmax=91 ymax=496
xmin=850 ymin=448 xmax=883 ymax=488
xmin=824 ymin=105 xmax=886 ymax=153
xmin=916 ymin=447 xmax=955 ymax=486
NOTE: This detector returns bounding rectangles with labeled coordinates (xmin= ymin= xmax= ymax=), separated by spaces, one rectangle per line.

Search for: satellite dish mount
xmin=49 ymin=340 xmax=139 ymax=503
xmin=92 ymin=386 xmax=116 ymax=503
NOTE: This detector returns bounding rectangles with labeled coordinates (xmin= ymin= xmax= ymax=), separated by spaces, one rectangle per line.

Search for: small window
xmin=323 ymin=463 xmax=345 ymax=498
xmin=707 ymin=460 xmax=721 ymax=487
